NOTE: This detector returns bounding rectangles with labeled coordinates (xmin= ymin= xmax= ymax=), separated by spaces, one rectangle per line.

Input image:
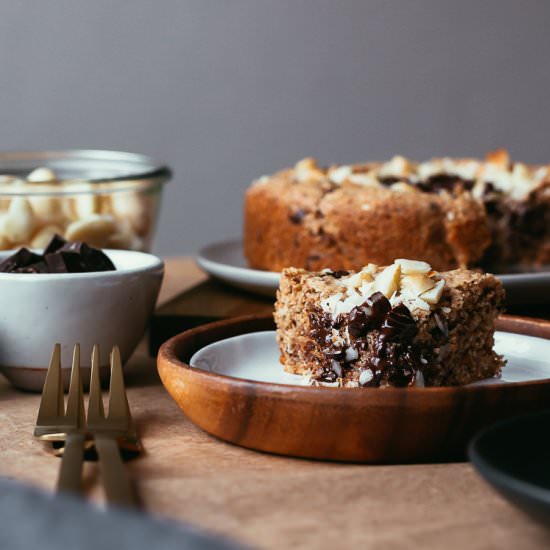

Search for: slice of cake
xmin=274 ymin=260 xmax=505 ymax=387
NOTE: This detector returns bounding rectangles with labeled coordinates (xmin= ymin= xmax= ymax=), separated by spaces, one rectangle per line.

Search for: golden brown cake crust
xmin=244 ymin=152 xmax=550 ymax=272
xmin=245 ymin=170 xmax=490 ymax=272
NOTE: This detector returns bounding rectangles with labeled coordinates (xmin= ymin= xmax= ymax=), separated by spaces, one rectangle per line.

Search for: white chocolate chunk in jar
xmin=28 ymin=196 xmax=64 ymax=224
xmin=109 ymin=192 xmax=149 ymax=236
xmin=3 ymin=197 xmax=37 ymax=243
xmin=0 ymin=214 xmax=12 ymax=248
xmin=106 ymin=219 xmax=142 ymax=250
xmin=27 ymin=166 xmax=57 ymax=182
xmin=25 ymin=166 xmax=65 ymax=224
xmin=73 ymin=194 xmax=102 ymax=219
xmin=0 ymin=177 xmax=26 ymax=211
xmin=65 ymin=214 xmax=117 ymax=247
xmin=61 ymin=190 xmax=103 ymax=221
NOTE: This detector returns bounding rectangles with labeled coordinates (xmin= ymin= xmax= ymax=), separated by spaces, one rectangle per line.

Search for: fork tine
xmin=36 ymin=343 xmax=64 ymax=428
xmin=64 ymin=344 xmax=85 ymax=429
xmin=96 ymin=346 xmax=137 ymax=506
xmin=107 ymin=346 xmax=130 ymax=422
xmin=88 ymin=344 xmax=104 ymax=422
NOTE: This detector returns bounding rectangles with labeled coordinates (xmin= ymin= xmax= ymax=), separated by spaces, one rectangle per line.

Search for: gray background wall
xmin=0 ymin=0 xmax=549 ymax=255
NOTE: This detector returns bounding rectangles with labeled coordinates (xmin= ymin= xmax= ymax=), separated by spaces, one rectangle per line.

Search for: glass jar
xmin=0 ymin=149 xmax=171 ymax=252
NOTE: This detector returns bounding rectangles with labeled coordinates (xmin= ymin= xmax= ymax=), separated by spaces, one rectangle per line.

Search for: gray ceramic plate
xmin=197 ymin=238 xmax=550 ymax=303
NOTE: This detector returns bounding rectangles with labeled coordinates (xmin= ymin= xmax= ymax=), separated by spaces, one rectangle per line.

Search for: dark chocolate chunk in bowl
xmin=0 ymin=234 xmax=116 ymax=274
xmin=44 ymin=250 xmax=75 ymax=273
xmin=0 ymin=248 xmax=44 ymax=273
xmin=71 ymin=242 xmax=116 ymax=272
xmin=43 ymin=233 xmax=67 ymax=255
xmin=17 ymin=260 xmax=49 ymax=274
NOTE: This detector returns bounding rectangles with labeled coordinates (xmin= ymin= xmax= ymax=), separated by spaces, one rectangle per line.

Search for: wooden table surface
xmin=2 ymin=258 xmax=550 ymax=550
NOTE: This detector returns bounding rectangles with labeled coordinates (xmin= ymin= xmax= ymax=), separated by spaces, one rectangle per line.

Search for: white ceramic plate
xmin=196 ymin=239 xmax=279 ymax=297
xmin=190 ymin=330 xmax=550 ymax=387
xmin=196 ymin=238 xmax=550 ymax=303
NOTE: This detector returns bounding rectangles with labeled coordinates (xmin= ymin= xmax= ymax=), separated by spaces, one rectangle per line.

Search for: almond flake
xmin=421 ymin=279 xmax=445 ymax=304
xmin=373 ymin=263 xmax=401 ymax=298
xmin=328 ymin=165 xmax=352 ymax=184
xmin=395 ymin=259 xmax=432 ymax=275
xmin=400 ymin=274 xmax=436 ymax=296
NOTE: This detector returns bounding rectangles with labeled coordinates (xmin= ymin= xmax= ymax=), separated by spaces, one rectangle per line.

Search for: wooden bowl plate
xmin=157 ymin=314 xmax=550 ymax=463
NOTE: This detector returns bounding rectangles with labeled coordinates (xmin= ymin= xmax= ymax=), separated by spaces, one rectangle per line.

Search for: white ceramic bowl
xmin=0 ymin=249 xmax=164 ymax=391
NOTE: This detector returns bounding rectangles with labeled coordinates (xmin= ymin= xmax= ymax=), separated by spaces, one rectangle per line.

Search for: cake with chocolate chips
xmin=245 ymin=150 xmax=550 ymax=272
xmin=274 ymin=259 xmax=505 ymax=387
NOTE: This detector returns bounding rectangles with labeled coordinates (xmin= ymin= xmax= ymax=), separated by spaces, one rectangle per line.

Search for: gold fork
xmin=34 ymin=344 xmax=139 ymax=507
xmin=34 ymin=344 xmax=86 ymax=494
xmin=88 ymin=345 xmax=139 ymax=507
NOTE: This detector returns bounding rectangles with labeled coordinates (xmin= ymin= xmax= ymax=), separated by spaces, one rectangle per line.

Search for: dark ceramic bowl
xmin=469 ymin=410 xmax=550 ymax=526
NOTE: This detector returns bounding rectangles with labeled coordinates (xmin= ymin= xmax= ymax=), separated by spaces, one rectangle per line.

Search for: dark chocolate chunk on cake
xmin=274 ymin=260 xmax=505 ymax=387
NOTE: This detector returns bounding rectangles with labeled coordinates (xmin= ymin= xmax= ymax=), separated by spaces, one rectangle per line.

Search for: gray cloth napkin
xmin=0 ymin=477 xmax=245 ymax=550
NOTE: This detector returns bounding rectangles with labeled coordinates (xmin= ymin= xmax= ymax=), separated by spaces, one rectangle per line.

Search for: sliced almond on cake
xmin=395 ymin=259 xmax=432 ymax=275
xmin=400 ymin=274 xmax=436 ymax=296
xmin=373 ymin=263 xmax=401 ymax=298
xmin=420 ymin=279 xmax=445 ymax=304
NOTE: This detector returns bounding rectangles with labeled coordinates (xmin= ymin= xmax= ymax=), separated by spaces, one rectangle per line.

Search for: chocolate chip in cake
xmin=318 ymin=364 xmax=339 ymax=383
xmin=386 ymin=354 xmax=416 ymax=387
xmin=289 ymin=208 xmax=307 ymax=225
xmin=367 ymin=338 xmax=420 ymax=387
xmin=379 ymin=176 xmax=405 ymax=187
xmin=305 ymin=254 xmax=321 ymax=269
xmin=481 ymin=181 xmax=502 ymax=215
xmin=417 ymin=174 xmax=475 ymax=194
xmin=330 ymin=270 xmax=349 ymax=279
xmin=511 ymin=201 xmax=548 ymax=238
xmin=309 ymin=310 xmax=333 ymax=345
xmin=379 ymin=304 xmax=418 ymax=343
xmin=348 ymin=292 xmax=391 ymax=338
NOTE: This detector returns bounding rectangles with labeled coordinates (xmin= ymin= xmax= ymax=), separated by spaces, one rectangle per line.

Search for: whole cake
xmin=245 ymin=150 xmax=550 ymax=272
xmin=274 ymin=259 xmax=505 ymax=387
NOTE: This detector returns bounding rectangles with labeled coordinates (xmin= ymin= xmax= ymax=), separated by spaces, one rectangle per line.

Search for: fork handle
xmin=57 ymin=432 xmax=85 ymax=495
xmin=95 ymin=435 xmax=137 ymax=507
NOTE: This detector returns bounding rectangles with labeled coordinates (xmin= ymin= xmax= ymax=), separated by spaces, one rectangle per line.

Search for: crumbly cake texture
xmin=245 ymin=150 xmax=550 ymax=272
xmin=274 ymin=260 xmax=505 ymax=388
